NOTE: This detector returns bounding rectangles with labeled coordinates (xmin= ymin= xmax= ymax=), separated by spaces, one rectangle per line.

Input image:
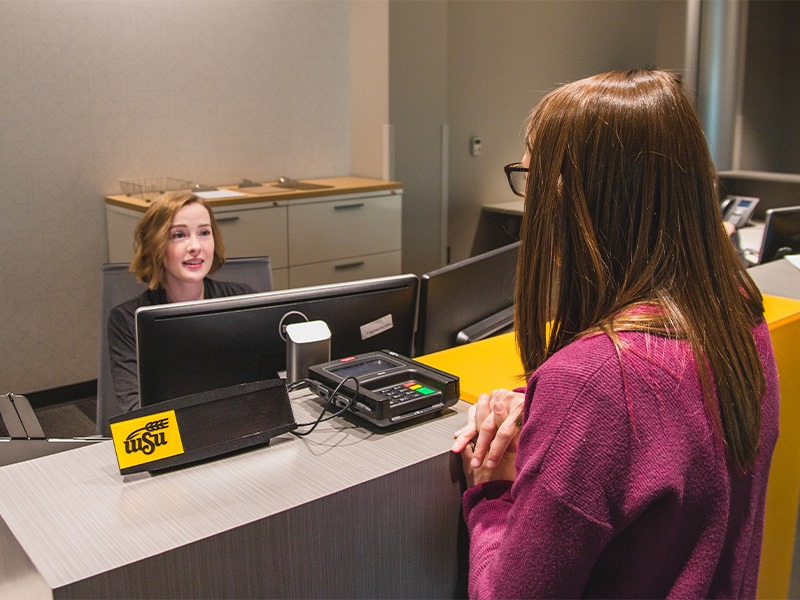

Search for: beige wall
xmin=350 ymin=0 xmax=390 ymax=180
xmin=1 ymin=0 xmax=692 ymax=395
xmin=0 ymin=0 xmax=350 ymax=394
xmin=390 ymin=0 xmax=449 ymax=273
xmin=737 ymin=0 xmax=800 ymax=173
xmin=444 ymin=0 xmax=687 ymax=262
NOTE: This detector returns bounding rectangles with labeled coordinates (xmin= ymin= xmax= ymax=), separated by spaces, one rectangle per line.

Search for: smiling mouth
xmin=183 ymin=258 xmax=204 ymax=267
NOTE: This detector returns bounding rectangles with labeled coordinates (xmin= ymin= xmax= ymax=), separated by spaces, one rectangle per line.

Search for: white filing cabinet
xmin=214 ymin=204 xmax=289 ymax=289
xmin=287 ymin=193 xmax=402 ymax=288
xmin=105 ymin=181 xmax=402 ymax=290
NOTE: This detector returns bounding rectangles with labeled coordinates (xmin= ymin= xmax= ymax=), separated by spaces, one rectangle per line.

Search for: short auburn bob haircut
xmin=129 ymin=191 xmax=226 ymax=290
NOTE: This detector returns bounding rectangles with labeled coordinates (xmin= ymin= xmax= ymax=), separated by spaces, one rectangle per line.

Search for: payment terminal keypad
xmin=380 ymin=381 xmax=438 ymax=405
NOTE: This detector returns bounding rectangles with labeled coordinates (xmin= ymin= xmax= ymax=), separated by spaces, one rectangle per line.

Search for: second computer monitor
xmin=758 ymin=206 xmax=800 ymax=265
xmin=416 ymin=242 xmax=519 ymax=356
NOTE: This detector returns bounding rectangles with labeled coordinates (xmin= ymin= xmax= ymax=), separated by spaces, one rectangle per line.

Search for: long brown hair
xmin=130 ymin=191 xmax=226 ymax=290
xmin=515 ymin=69 xmax=765 ymax=471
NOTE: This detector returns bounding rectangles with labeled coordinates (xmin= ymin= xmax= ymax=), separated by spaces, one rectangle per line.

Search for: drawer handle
xmin=334 ymin=261 xmax=365 ymax=270
xmin=216 ymin=216 xmax=240 ymax=224
xmin=333 ymin=203 xmax=365 ymax=211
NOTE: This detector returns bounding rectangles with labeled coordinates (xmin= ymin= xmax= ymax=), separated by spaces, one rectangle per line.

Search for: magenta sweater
xmin=463 ymin=321 xmax=779 ymax=598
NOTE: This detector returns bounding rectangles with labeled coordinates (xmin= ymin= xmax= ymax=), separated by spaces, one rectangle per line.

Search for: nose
xmin=186 ymin=234 xmax=201 ymax=253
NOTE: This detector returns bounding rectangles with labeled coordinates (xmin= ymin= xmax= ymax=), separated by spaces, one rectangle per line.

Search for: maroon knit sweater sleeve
xmin=463 ymin=323 xmax=779 ymax=598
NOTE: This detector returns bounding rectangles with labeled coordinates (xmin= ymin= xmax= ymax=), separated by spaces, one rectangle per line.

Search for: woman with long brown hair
xmin=452 ymin=69 xmax=778 ymax=597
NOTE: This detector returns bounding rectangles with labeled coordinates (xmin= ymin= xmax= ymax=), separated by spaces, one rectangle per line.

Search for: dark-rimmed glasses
xmin=504 ymin=162 xmax=528 ymax=198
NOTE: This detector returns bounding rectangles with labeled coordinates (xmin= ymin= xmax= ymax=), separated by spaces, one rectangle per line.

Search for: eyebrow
xmin=169 ymin=222 xmax=212 ymax=229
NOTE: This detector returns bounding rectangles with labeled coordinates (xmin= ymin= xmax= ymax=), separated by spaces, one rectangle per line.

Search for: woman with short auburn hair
xmin=130 ymin=192 xmax=226 ymax=290
xmin=106 ymin=191 xmax=254 ymax=420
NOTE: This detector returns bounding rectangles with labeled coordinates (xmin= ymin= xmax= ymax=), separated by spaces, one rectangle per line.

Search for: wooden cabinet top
xmin=105 ymin=176 xmax=403 ymax=213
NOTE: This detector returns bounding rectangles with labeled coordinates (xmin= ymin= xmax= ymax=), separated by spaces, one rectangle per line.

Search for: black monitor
xmin=135 ymin=274 xmax=419 ymax=407
xmin=758 ymin=206 xmax=800 ymax=264
xmin=416 ymin=242 xmax=519 ymax=356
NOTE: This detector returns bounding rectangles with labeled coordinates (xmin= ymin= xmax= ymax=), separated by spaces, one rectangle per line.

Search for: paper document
xmin=784 ymin=255 xmax=800 ymax=271
xmin=194 ymin=190 xmax=249 ymax=200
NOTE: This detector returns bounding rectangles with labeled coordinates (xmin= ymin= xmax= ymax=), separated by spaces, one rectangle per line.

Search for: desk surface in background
xmin=481 ymin=199 xmax=524 ymax=216
xmin=749 ymin=257 xmax=800 ymax=300
xmin=417 ymin=332 xmax=525 ymax=403
xmin=106 ymin=176 xmax=403 ymax=213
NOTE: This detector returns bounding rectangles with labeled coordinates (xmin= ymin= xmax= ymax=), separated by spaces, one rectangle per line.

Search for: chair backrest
xmin=95 ymin=257 xmax=273 ymax=435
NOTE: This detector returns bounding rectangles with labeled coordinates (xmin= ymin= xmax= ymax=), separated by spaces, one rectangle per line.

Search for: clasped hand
xmin=452 ymin=389 xmax=524 ymax=486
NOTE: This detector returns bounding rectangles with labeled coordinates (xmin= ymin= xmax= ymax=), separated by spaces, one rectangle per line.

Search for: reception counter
xmin=0 ymin=392 xmax=468 ymax=598
xmin=2 ymin=261 xmax=799 ymax=598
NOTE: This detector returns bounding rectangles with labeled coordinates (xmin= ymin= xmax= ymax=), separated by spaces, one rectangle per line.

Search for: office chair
xmin=95 ymin=257 xmax=273 ymax=436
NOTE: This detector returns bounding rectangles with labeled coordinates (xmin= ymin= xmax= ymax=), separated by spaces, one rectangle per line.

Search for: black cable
xmin=285 ymin=378 xmax=315 ymax=394
xmin=290 ymin=376 xmax=360 ymax=437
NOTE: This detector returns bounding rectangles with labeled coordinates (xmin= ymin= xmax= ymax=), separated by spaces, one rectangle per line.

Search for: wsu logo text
xmin=124 ymin=418 xmax=170 ymax=455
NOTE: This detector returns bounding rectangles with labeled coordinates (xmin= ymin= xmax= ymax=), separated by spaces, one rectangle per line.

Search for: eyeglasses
xmin=504 ymin=162 xmax=528 ymax=198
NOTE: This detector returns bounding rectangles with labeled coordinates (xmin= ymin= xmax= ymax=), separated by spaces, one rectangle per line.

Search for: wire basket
xmin=119 ymin=177 xmax=195 ymax=201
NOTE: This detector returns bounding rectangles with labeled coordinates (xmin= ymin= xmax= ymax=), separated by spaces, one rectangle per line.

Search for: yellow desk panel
xmin=758 ymin=295 xmax=800 ymax=599
xmin=418 ymin=295 xmax=800 ymax=598
xmin=417 ymin=332 xmax=525 ymax=403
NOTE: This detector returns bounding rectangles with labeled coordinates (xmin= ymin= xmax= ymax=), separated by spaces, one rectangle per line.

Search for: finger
xmin=482 ymin=401 xmax=510 ymax=468
xmin=473 ymin=393 xmax=492 ymax=431
xmin=485 ymin=402 xmax=523 ymax=465
xmin=458 ymin=393 xmax=492 ymax=456
xmin=471 ymin=400 xmax=504 ymax=467
xmin=461 ymin=442 xmax=477 ymax=486
xmin=453 ymin=403 xmax=476 ymax=439
xmin=491 ymin=389 xmax=525 ymax=438
xmin=469 ymin=391 xmax=511 ymax=466
xmin=451 ymin=403 xmax=478 ymax=453
xmin=451 ymin=422 xmax=478 ymax=453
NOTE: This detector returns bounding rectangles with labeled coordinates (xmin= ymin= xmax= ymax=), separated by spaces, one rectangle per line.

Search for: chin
xmin=181 ymin=269 xmax=210 ymax=283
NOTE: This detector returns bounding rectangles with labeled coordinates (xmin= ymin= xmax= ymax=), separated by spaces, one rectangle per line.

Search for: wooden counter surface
xmin=106 ymin=177 xmax=403 ymax=212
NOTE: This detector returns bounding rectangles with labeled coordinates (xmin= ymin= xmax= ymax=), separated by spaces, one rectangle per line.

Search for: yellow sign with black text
xmin=110 ymin=410 xmax=185 ymax=470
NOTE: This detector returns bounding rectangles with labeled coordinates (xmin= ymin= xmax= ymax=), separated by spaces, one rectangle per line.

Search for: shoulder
xmin=108 ymin=290 xmax=159 ymax=344
xmin=523 ymin=331 xmax=700 ymax=474
xmin=525 ymin=332 xmax=698 ymax=441
xmin=519 ymin=332 xmax=702 ymax=523
xmin=205 ymin=278 xmax=256 ymax=298
xmin=530 ymin=334 xmax=628 ymax=406
xmin=532 ymin=331 xmax=691 ymax=396
xmin=534 ymin=333 xmax=619 ymax=384
xmin=524 ymin=335 xmax=632 ymax=445
xmin=109 ymin=290 xmax=155 ymax=324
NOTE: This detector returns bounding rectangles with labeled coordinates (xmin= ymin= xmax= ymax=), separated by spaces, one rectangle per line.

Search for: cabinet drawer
xmin=288 ymin=195 xmax=401 ymax=265
xmin=289 ymin=251 xmax=401 ymax=288
xmin=215 ymin=206 xmax=288 ymax=269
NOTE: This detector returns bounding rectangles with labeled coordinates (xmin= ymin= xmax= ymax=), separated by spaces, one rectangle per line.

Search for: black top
xmin=107 ymin=278 xmax=255 ymax=417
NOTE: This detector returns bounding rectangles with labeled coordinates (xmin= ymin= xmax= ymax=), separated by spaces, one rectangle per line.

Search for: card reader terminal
xmin=307 ymin=350 xmax=460 ymax=428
